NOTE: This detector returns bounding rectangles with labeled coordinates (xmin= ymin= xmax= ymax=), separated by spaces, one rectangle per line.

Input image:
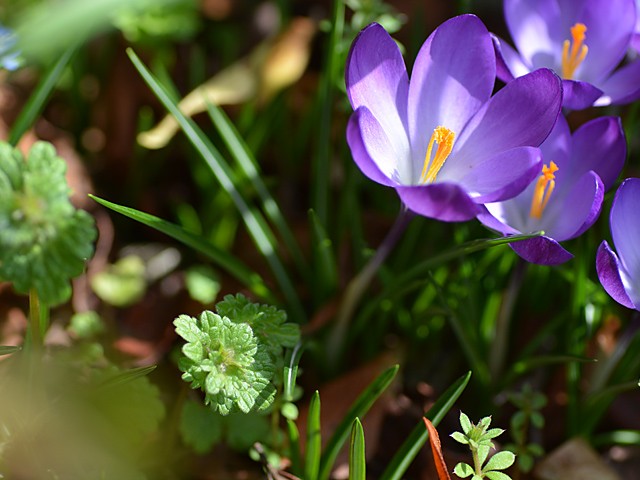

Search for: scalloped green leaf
xmin=174 ymin=310 xmax=276 ymax=415
xmin=0 ymin=141 xmax=96 ymax=305
xmin=215 ymin=293 xmax=300 ymax=358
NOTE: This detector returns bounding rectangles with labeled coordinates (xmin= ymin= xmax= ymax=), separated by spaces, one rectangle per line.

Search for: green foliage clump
xmin=0 ymin=141 xmax=96 ymax=305
xmin=505 ymin=385 xmax=546 ymax=473
xmin=179 ymin=398 xmax=270 ymax=454
xmin=174 ymin=294 xmax=300 ymax=415
xmin=215 ymin=293 xmax=300 ymax=360
xmin=451 ymin=412 xmax=515 ymax=480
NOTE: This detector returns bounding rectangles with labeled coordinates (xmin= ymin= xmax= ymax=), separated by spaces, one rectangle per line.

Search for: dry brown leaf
xmin=423 ymin=417 xmax=452 ymax=480
xmin=137 ymin=17 xmax=315 ymax=150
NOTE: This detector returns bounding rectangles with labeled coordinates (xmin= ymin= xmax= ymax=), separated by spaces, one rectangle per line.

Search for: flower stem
xmin=327 ymin=208 xmax=412 ymax=364
xmin=472 ymin=447 xmax=483 ymax=477
xmin=490 ymin=258 xmax=527 ymax=381
xmin=28 ymin=288 xmax=43 ymax=353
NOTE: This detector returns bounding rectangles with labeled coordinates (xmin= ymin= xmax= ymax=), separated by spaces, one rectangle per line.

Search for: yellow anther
xmin=561 ymin=23 xmax=588 ymax=79
xmin=420 ymin=126 xmax=456 ymax=184
xmin=529 ymin=161 xmax=559 ymax=219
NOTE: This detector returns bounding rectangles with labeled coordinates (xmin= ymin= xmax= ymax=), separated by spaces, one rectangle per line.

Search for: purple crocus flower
xmin=597 ymin=179 xmax=640 ymax=310
xmin=494 ymin=0 xmax=640 ymax=109
xmin=346 ymin=15 xmax=562 ymax=222
xmin=478 ymin=115 xmax=625 ymax=265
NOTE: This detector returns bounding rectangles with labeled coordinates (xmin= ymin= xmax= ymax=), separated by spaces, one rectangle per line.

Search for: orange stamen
xmin=420 ymin=126 xmax=456 ymax=184
xmin=561 ymin=23 xmax=588 ymax=79
xmin=529 ymin=161 xmax=559 ymax=219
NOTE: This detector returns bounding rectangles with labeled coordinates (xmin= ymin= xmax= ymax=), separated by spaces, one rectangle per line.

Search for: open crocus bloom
xmin=495 ymin=0 xmax=640 ymax=109
xmin=478 ymin=115 xmax=625 ymax=265
xmin=597 ymin=179 xmax=640 ymax=310
xmin=346 ymin=15 xmax=562 ymax=222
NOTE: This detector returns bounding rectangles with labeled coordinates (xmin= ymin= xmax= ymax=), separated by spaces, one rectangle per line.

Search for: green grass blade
xmin=90 ymin=195 xmax=273 ymax=301
xmin=287 ymin=418 xmax=303 ymax=476
xmin=8 ymin=47 xmax=75 ymax=146
xmin=311 ymin=0 xmax=344 ymax=225
xmin=0 ymin=346 xmax=21 ymax=356
xmin=126 ymin=48 xmax=304 ymax=321
xmin=379 ymin=371 xmax=472 ymax=480
xmin=318 ymin=365 xmax=399 ymax=480
xmin=349 ymin=418 xmax=366 ymax=480
xmin=309 ymin=209 xmax=338 ymax=303
xmin=95 ymin=365 xmax=156 ymax=389
xmin=355 ymin=231 xmax=544 ymax=328
xmin=305 ymin=391 xmax=322 ymax=480
xmin=503 ymin=354 xmax=596 ymax=387
xmin=206 ymin=103 xmax=308 ymax=277
xmin=284 ymin=342 xmax=304 ymax=402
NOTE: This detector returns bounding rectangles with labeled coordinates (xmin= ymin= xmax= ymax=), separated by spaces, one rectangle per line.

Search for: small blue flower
xmin=0 ymin=25 xmax=22 ymax=71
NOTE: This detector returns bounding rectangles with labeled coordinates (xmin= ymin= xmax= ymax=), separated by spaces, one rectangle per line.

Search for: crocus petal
xmin=610 ymin=178 xmax=640 ymax=287
xmin=543 ymin=171 xmax=604 ymax=240
xmin=407 ymin=14 xmax=495 ymax=166
xmin=454 ymin=68 xmax=562 ymax=168
xmin=455 ymin=146 xmax=541 ymax=203
xmin=593 ymin=59 xmax=640 ymax=106
xmin=504 ymin=0 xmax=563 ymax=68
xmin=576 ymin=0 xmax=636 ymax=82
xmin=396 ymin=183 xmax=480 ymax=222
xmin=492 ymin=34 xmax=531 ymax=82
xmin=569 ymin=116 xmax=625 ymax=190
xmin=346 ymin=23 xmax=411 ymax=176
xmin=510 ymin=236 xmax=573 ymax=265
xmin=538 ymin=112 xmax=571 ymax=167
xmin=596 ymin=241 xmax=636 ymax=309
xmin=631 ymin=32 xmax=640 ymax=52
xmin=561 ymin=79 xmax=603 ymax=110
xmin=476 ymin=205 xmax=522 ymax=235
xmin=346 ymin=108 xmax=397 ymax=186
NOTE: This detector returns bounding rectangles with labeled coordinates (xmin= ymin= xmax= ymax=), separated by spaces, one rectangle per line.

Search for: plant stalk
xmin=490 ymin=258 xmax=527 ymax=381
xmin=328 ymin=208 xmax=412 ymax=363
xmin=28 ymin=288 xmax=43 ymax=353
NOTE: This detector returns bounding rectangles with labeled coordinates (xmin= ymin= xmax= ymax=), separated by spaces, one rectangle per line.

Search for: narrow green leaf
xmin=505 ymin=354 xmax=595 ymax=385
xmin=0 ymin=345 xmax=21 ymax=356
xmin=592 ymin=429 xmax=640 ymax=447
xmin=206 ymin=102 xmax=308 ymax=277
xmin=95 ymin=365 xmax=157 ymax=390
xmin=459 ymin=411 xmax=472 ymax=434
xmin=89 ymin=195 xmax=272 ymax=301
xmin=309 ymin=209 xmax=338 ymax=302
xmin=319 ymin=365 xmax=399 ymax=480
xmin=379 ymin=371 xmax=471 ymax=480
xmin=311 ymin=0 xmax=344 ymax=224
xmin=349 ymin=418 xmax=366 ymax=480
xmin=126 ymin=48 xmax=304 ymax=322
xmin=284 ymin=342 xmax=304 ymax=402
xmin=9 ymin=47 xmax=75 ymax=146
xmin=305 ymin=391 xmax=322 ymax=480
xmin=395 ymin=232 xmax=544 ymax=291
xmin=287 ymin=418 xmax=303 ymax=476
xmin=356 ymin=233 xmax=545 ymax=330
